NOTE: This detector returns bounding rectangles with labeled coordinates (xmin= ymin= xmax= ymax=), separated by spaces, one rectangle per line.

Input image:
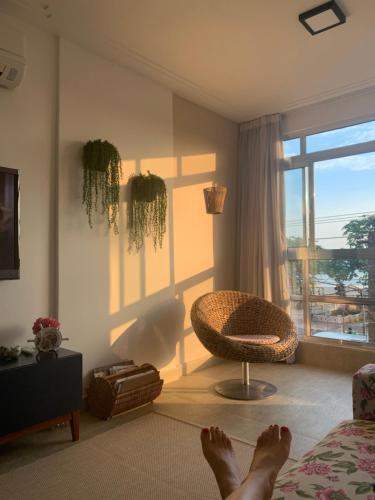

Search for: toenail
xmin=281 ymin=426 xmax=289 ymax=431
xmin=202 ymin=428 xmax=209 ymax=433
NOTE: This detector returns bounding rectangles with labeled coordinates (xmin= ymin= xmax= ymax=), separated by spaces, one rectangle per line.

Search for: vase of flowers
xmin=30 ymin=317 xmax=68 ymax=353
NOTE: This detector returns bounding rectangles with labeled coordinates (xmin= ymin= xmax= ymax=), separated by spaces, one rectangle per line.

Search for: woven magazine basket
xmin=87 ymin=363 xmax=163 ymax=420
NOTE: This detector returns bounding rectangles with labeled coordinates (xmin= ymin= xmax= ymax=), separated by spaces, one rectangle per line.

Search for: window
xmin=306 ymin=120 xmax=375 ymax=153
xmin=283 ymin=138 xmax=300 ymax=157
xmin=283 ymin=119 xmax=375 ymax=346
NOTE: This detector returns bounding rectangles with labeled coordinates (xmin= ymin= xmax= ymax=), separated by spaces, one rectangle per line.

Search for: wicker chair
xmin=191 ymin=291 xmax=298 ymax=400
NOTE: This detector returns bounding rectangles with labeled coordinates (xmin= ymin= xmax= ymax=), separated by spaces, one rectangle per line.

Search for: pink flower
xmin=280 ymin=481 xmax=299 ymax=493
xmin=358 ymin=458 xmax=375 ymax=475
xmin=315 ymin=488 xmax=348 ymax=500
xmin=325 ymin=440 xmax=342 ymax=448
xmin=339 ymin=427 xmax=366 ymax=436
xmin=357 ymin=443 xmax=375 ymax=454
xmin=298 ymin=462 xmax=331 ymax=476
xmin=327 ymin=475 xmax=340 ymax=482
xmin=32 ymin=317 xmax=60 ymax=335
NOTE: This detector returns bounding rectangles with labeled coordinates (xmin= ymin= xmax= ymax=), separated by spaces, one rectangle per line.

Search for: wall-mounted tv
xmin=0 ymin=166 xmax=20 ymax=280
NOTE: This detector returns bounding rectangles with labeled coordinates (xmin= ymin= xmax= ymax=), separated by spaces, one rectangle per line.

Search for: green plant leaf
xmin=128 ymin=172 xmax=167 ymax=252
xmin=296 ymin=491 xmax=314 ymax=498
xmin=82 ymin=139 xmax=122 ymax=234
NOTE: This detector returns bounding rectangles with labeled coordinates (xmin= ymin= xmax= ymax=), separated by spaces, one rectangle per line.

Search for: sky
xmin=284 ymin=120 xmax=375 ymax=250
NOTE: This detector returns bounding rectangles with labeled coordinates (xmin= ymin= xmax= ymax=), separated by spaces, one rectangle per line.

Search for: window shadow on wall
xmin=108 ymin=151 xmax=228 ymax=375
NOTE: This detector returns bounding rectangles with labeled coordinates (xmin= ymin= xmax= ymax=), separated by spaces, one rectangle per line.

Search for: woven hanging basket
xmin=203 ymin=186 xmax=227 ymax=214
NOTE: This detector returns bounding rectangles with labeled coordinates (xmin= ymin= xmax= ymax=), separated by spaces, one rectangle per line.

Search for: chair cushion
xmin=226 ymin=334 xmax=280 ymax=345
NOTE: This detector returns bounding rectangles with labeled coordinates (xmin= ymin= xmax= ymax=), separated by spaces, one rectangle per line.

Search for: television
xmin=0 ymin=166 xmax=19 ymax=280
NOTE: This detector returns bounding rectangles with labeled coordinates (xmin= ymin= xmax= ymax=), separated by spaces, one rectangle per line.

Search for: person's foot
xmin=201 ymin=426 xmax=242 ymax=499
xmin=246 ymin=425 xmax=292 ymax=499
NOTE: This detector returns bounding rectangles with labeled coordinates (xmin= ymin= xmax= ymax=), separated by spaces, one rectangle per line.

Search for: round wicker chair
xmin=191 ymin=291 xmax=298 ymax=400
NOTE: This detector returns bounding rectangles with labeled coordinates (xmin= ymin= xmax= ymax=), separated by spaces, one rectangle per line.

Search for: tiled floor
xmin=154 ymin=360 xmax=353 ymax=460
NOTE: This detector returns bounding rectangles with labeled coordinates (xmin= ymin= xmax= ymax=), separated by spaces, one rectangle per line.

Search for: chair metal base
xmin=214 ymin=379 xmax=277 ymax=400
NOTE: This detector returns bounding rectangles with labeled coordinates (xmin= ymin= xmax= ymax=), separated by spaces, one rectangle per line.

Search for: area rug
xmin=0 ymin=413 xmax=256 ymax=500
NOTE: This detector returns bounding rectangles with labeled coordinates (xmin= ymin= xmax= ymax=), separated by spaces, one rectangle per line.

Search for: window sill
xmin=299 ymin=335 xmax=375 ymax=352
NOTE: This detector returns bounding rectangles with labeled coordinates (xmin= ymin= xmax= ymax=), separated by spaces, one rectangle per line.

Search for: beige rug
xmin=0 ymin=413 xmax=258 ymax=500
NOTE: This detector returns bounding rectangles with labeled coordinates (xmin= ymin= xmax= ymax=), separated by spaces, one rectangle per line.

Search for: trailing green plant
xmin=82 ymin=139 xmax=122 ymax=234
xmin=128 ymin=171 xmax=167 ymax=252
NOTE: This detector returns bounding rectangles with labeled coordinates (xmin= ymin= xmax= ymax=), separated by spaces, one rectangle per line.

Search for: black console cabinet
xmin=0 ymin=348 xmax=82 ymax=444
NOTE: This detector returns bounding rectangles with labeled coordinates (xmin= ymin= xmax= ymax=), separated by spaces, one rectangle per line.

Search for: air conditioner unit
xmin=0 ymin=24 xmax=26 ymax=89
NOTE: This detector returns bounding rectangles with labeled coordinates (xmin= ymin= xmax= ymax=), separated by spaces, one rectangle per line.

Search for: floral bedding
xmin=273 ymin=420 xmax=375 ymax=500
xmin=353 ymin=365 xmax=375 ymax=421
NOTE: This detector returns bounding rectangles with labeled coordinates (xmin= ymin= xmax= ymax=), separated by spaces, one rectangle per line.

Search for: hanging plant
xmin=82 ymin=139 xmax=122 ymax=234
xmin=128 ymin=171 xmax=167 ymax=252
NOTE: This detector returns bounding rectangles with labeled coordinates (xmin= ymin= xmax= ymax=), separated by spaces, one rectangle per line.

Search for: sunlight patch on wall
xmin=173 ymin=183 xmax=214 ymax=283
xmin=109 ymin=229 xmax=120 ymax=315
xmin=145 ymin=223 xmax=171 ymax=296
xmin=110 ymin=318 xmax=137 ymax=346
xmin=141 ymin=156 xmax=177 ymax=179
xmin=121 ymin=159 xmax=137 ymax=185
xmin=182 ymin=277 xmax=214 ymax=329
xmin=181 ymin=153 xmax=216 ymax=176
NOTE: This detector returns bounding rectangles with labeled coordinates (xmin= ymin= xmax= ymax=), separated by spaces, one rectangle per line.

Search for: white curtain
xmin=236 ymin=113 xmax=289 ymax=310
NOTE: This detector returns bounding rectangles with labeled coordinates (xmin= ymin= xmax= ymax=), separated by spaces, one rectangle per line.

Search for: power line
xmin=287 ymin=210 xmax=375 ymax=224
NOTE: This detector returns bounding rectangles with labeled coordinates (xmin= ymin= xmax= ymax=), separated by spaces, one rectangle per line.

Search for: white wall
xmin=0 ymin=16 xmax=238 ymax=383
xmin=0 ymin=13 xmax=57 ymax=344
xmin=58 ymin=40 xmax=238 ymax=383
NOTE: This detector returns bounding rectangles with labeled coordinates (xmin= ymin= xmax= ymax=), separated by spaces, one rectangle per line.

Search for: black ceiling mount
xmin=299 ymin=0 xmax=346 ymax=36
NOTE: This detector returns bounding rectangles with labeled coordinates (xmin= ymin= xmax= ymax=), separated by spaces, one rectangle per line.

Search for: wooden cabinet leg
xmin=70 ymin=410 xmax=80 ymax=441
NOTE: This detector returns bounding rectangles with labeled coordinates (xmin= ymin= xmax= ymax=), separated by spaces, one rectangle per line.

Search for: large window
xmin=283 ymin=120 xmax=375 ymax=346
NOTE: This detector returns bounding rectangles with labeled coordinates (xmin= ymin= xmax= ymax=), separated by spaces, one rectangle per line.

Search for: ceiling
xmin=2 ymin=0 xmax=375 ymax=123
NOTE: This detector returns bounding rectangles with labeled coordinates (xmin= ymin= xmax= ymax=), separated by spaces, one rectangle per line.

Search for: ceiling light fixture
xmin=299 ymin=0 xmax=346 ymax=36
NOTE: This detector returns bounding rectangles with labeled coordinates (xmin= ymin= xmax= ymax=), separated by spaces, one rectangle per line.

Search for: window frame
xmin=283 ymin=124 xmax=375 ymax=346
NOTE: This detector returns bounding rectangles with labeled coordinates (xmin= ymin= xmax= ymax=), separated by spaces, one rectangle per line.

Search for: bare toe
xmin=280 ymin=426 xmax=292 ymax=447
xmin=201 ymin=428 xmax=210 ymax=447
xmin=200 ymin=425 xmax=241 ymax=499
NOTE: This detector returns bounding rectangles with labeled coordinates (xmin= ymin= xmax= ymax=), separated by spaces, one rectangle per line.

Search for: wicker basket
xmin=203 ymin=186 xmax=227 ymax=214
xmin=87 ymin=363 xmax=163 ymax=420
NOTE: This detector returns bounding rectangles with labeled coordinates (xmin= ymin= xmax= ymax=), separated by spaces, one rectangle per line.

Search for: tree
xmin=315 ymin=215 xmax=375 ymax=292
xmin=344 ymin=215 xmax=375 ymax=249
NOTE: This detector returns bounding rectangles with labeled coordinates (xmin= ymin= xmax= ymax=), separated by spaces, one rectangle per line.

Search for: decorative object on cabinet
xmin=29 ymin=327 xmax=69 ymax=353
xmin=203 ymin=185 xmax=227 ymax=214
xmin=29 ymin=316 xmax=68 ymax=353
xmin=128 ymin=171 xmax=167 ymax=251
xmin=82 ymin=139 xmax=122 ymax=234
xmin=0 ymin=345 xmax=21 ymax=362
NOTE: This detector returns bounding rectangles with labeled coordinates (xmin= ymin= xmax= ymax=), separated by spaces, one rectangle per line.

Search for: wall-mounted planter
xmin=82 ymin=139 xmax=122 ymax=234
xmin=204 ymin=186 xmax=227 ymax=214
xmin=127 ymin=171 xmax=167 ymax=252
